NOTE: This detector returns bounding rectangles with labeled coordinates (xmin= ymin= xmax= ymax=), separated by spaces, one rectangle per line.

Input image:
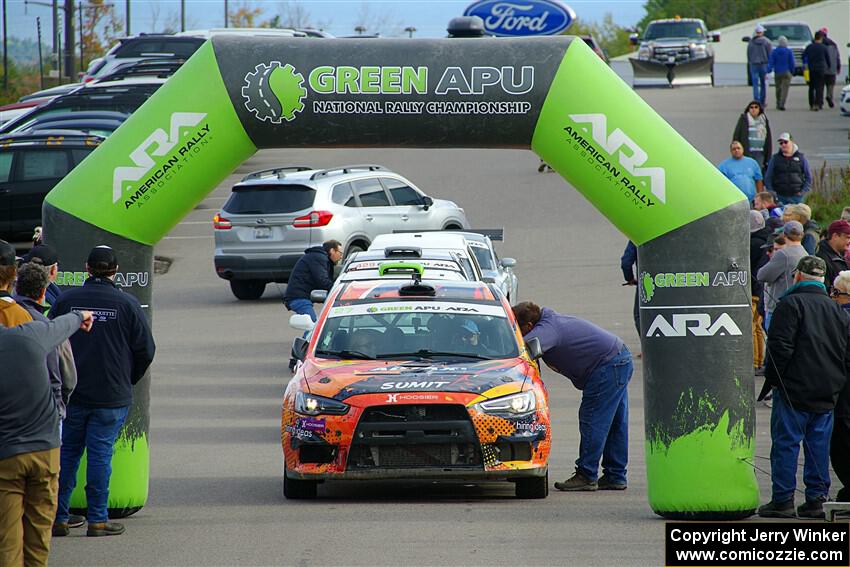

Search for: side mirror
xmin=309 ymin=289 xmax=328 ymax=303
xmin=500 ymin=257 xmax=516 ymax=269
xmin=741 ymin=36 xmax=751 ymax=43
xmin=289 ymin=313 xmax=316 ymax=332
xmin=292 ymin=337 xmax=309 ymax=362
xmin=628 ymin=33 xmax=639 ymax=46
xmin=525 ymin=336 xmax=543 ymax=361
xmin=711 ymin=32 xmax=720 ymax=43
xmin=421 ymin=195 xmax=434 ymax=211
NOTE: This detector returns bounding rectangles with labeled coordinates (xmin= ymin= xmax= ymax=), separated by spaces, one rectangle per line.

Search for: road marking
xmin=640 ymin=304 xmax=750 ymax=310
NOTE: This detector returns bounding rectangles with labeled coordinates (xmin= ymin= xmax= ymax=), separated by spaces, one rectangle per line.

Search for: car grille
xmin=792 ymin=47 xmax=804 ymax=71
xmin=348 ymin=404 xmax=482 ymax=469
xmin=650 ymin=46 xmax=692 ymax=64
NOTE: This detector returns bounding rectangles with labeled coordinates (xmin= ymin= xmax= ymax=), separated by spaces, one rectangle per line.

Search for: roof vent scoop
xmin=398 ymin=272 xmax=436 ymax=297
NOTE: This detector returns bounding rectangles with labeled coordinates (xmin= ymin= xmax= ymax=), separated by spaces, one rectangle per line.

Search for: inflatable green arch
xmin=43 ymin=36 xmax=757 ymax=519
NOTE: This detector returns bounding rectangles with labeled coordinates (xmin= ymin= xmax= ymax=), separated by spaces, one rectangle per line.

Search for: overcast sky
xmin=8 ymin=0 xmax=647 ymax=40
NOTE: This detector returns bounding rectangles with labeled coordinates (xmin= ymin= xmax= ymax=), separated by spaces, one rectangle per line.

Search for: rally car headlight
xmin=295 ymin=392 xmax=350 ymax=416
xmin=478 ymin=391 xmax=536 ymax=416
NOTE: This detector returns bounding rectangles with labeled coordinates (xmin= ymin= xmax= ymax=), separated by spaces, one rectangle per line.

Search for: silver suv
xmin=213 ymin=164 xmax=469 ymax=300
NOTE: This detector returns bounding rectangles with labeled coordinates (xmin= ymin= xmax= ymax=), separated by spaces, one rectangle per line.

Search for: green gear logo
xmin=639 ymin=271 xmax=655 ymax=304
xmin=242 ymin=61 xmax=307 ymax=123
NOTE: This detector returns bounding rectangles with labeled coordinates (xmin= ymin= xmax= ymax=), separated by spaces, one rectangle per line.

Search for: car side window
xmin=352 ymin=178 xmax=390 ymax=207
xmin=0 ymin=152 xmax=12 ymax=182
xmin=71 ymin=148 xmax=95 ymax=166
xmin=331 ymin=182 xmax=358 ymax=207
xmin=381 ymin=177 xmax=423 ymax=206
xmin=17 ymin=150 xmax=70 ymax=181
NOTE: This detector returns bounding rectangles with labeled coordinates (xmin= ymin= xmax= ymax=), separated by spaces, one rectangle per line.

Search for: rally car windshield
xmin=315 ymin=303 xmax=519 ymax=360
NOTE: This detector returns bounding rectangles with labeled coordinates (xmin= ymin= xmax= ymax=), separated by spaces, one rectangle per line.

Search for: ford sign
xmin=463 ymin=0 xmax=576 ymax=37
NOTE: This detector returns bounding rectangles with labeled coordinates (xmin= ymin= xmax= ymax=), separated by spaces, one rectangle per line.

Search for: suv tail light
xmin=293 ymin=210 xmax=333 ymax=228
xmin=213 ymin=213 xmax=232 ymax=230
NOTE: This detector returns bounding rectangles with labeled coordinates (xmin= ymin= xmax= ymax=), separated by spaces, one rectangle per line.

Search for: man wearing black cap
xmin=816 ymin=220 xmax=850 ymax=293
xmin=49 ymin=245 xmax=156 ymax=537
xmin=22 ymin=244 xmax=63 ymax=307
xmin=758 ymin=256 xmax=850 ymax=519
xmin=0 ymin=240 xmax=33 ymax=327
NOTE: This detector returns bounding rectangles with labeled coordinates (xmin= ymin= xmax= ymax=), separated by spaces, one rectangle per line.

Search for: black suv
xmin=0 ymin=130 xmax=104 ymax=240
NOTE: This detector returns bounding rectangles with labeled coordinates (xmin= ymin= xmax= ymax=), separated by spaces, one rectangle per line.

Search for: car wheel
xmin=283 ymin=468 xmax=318 ymax=499
xmin=229 ymin=280 xmax=266 ymax=300
xmin=515 ymin=470 xmax=548 ymax=499
xmin=345 ymin=244 xmax=365 ymax=259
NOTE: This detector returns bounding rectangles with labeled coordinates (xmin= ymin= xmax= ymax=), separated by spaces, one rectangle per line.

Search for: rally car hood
xmin=302 ymin=358 xmax=533 ymax=401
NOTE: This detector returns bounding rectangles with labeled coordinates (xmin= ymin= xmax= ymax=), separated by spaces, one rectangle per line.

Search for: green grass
xmin=805 ymin=164 xmax=850 ymax=226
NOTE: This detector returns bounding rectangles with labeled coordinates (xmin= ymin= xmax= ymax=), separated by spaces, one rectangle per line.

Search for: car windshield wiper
xmin=315 ymin=349 xmax=374 ymax=360
xmin=375 ymin=350 xmax=493 ymax=361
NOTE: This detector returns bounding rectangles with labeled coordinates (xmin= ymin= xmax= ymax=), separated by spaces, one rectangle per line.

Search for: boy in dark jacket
xmin=759 ymin=256 xmax=850 ymax=519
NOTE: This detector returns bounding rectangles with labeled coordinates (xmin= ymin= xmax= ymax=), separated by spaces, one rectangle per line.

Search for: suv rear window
xmin=115 ymin=38 xmax=204 ymax=58
xmin=19 ymin=150 xmax=70 ymax=180
xmin=224 ymin=185 xmax=316 ymax=214
xmin=331 ymin=182 xmax=358 ymax=207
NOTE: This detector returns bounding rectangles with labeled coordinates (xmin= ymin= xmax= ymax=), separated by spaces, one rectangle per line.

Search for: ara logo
xmin=242 ymin=61 xmax=307 ymax=123
xmin=112 ymin=112 xmax=207 ymax=203
xmin=646 ymin=313 xmax=743 ymax=338
xmin=568 ymin=113 xmax=666 ymax=204
xmin=464 ymin=0 xmax=576 ymax=36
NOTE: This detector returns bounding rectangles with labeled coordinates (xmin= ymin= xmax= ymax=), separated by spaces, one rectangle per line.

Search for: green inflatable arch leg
xmin=44 ymin=36 xmax=756 ymax=518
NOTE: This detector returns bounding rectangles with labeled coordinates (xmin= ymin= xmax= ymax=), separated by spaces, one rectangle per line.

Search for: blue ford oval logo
xmin=463 ymin=0 xmax=576 ymax=37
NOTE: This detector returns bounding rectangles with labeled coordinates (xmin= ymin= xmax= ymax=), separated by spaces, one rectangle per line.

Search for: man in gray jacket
xmin=757 ymin=221 xmax=808 ymax=329
xmin=0 ymin=309 xmax=93 ymax=567
xmin=14 ymin=262 xmax=76 ymax=421
xmin=821 ymin=28 xmax=841 ymax=108
xmin=748 ymin=24 xmax=773 ymax=107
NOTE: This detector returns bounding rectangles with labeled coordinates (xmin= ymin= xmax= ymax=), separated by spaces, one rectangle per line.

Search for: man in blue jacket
xmin=284 ymin=240 xmax=342 ymax=370
xmin=513 ymin=301 xmax=633 ymax=492
xmin=50 ymin=245 xmax=155 ymax=538
xmin=767 ymin=36 xmax=796 ymax=110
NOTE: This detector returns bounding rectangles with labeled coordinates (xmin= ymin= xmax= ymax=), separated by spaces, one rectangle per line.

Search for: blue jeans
xmin=750 ymin=64 xmax=768 ymax=105
xmin=776 ymin=193 xmax=804 ymax=206
xmin=286 ymin=298 xmax=317 ymax=323
xmin=769 ymin=389 xmax=832 ymax=502
xmin=576 ymin=345 xmax=633 ymax=484
xmin=55 ymin=405 xmax=129 ymax=524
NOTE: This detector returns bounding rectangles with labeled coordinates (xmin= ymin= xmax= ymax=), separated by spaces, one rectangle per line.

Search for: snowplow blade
xmin=630 ymin=57 xmax=713 ymax=87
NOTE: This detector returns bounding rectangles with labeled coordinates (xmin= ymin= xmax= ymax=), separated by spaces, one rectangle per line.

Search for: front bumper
xmin=286 ymin=465 xmax=547 ymax=481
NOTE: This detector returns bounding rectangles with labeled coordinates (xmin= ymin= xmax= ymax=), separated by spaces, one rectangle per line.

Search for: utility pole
xmin=125 ymin=0 xmax=130 ymax=35
xmin=180 ymin=0 xmax=185 ymax=31
xmin=78 ymin=2 xmax=83 ymax=73
xmin=3 ymin=0 xmax=9 ymax=90
xmin=37 ymin=16 xmax=44 ymax=88
xmin=224 ymin=0 xmax=228 ymax=28
xmin=63 ymin=0 xmax=74 ymax=80
xmin=52 ymin=0 xmax=59 ymax=71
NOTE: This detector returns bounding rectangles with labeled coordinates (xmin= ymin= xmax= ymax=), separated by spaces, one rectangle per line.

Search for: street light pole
xmin=224 ymin=0 xmax=228 ymax=28
xmin=63 ymin=0 xmax=74 ymax=80
xmin=404 ymin=26 xmax=416 ymax=38
xmin=354 ymin=25 xmax=366 ymax=35
xmin=125 ymin=0 xmax=129 ymax=35
xmin=180 ymin=0 xmax=184 ymax=31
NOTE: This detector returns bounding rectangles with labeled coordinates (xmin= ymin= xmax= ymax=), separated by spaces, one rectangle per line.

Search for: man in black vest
xmin=764 ymin=132 xmax=812 ymax=206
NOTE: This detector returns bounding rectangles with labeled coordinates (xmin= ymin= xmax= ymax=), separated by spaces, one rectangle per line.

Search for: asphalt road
xmin=49 ymin=85 xmax=849 ymax=566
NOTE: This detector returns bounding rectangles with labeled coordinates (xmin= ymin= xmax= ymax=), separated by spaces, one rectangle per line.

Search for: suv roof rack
xmin=384 ymin=246 xmax=422 ymax=258
xmin=241 ymin=166 xmax=313 ymax=182
xmin=392 ymin=228 xmax=504 ymax=241
xmin=309 ymin=164 xmax=387 ymax=180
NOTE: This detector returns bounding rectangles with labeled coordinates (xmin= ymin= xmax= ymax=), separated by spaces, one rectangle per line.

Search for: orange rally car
xmin=281 ymin=269 xmax=550 ymax=499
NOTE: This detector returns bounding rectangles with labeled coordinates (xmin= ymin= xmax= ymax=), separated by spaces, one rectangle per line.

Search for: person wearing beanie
xmin=767 ymin=36 xmax=795 ymax=110
xmin=49 ymin=245 xmax=155 ymax=538
xmin=759 ymin=256 xmax=849 ymax=520
xmin=747 ymin=24 xmax=773 ymax=107
xmin=815 ymin=220 xmax=850 ymax=292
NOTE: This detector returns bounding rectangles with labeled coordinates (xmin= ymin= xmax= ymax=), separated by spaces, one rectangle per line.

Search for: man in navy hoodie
xmin=50 ymin=246 xmax=155 ymax=538
xmin=284 ymin=240 xmax=342 ymax=370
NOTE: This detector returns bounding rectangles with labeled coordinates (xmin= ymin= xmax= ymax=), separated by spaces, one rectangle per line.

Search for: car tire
xmin=515 ymin=470 xmax=549 ymax=499
xmin=345 ymin=244 xmax=365 ymax=259
xmin=283 ymin=469 xmax=318 ymax=499
xmin=229 ymin=280 xmax=266 ymax=300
